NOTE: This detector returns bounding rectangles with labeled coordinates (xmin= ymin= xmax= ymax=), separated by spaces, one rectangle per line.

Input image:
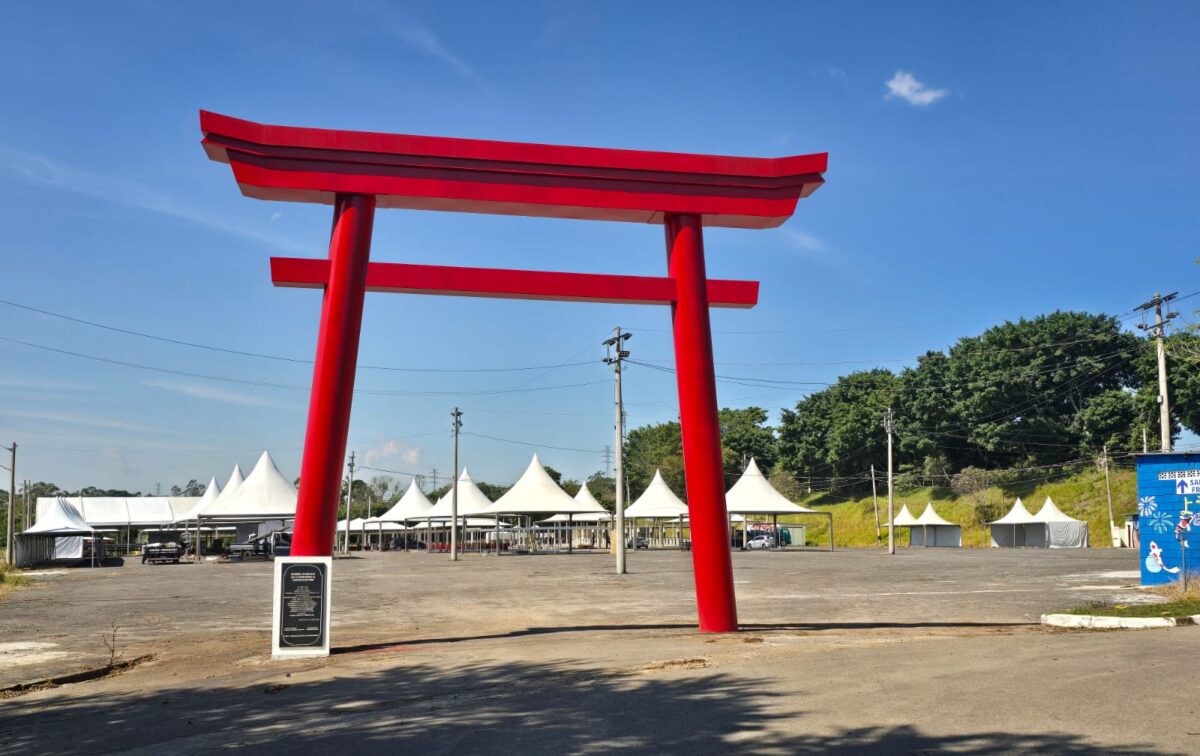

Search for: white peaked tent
xmin=909 ymin=504 xmax=962 ymax=547
xmin=201 ymin=452 xmax=297 ymax=521
xmin=989 ymin=498 xmax=1037 ymax=547
xmin=489 ymin=455 xmax=607 ymax=515
xmin=1032 ymin=497 xmax=1089 ymax=548
xmin=425 ymin=469 xmax=494 ymax=519
xmin=626 ymin=470 xmax=689 ymax=519
xmin=19 ymin=496 xmax=95 ymax=564
xmin=176 ymin=477 xmax=222 ymax=524
xmin=372 ymin=479 xmax=434 ymax=523
xmin=725 ymin=457 xmax=833 ymax=550
xmin=542 ymin=486 xmax=612 ymax=523
xmin=893 ymin=505 xmax=919 ymax=528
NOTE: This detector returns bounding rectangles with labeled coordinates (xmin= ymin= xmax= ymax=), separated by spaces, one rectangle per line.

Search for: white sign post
xmin=271 ymin=556 xmax=332 ymax=660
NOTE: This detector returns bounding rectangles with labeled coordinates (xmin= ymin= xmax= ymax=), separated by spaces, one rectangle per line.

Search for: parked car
xmin=142 ymin=531 xmax=185 ymax=564
xmin=746 ymin=534 xmax=775 ymax=550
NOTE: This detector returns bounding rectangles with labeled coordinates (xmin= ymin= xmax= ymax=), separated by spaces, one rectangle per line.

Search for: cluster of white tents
xmin=343 ymin=455 xmax=830 ymax=552
xmin=19 ymin=451 xmax=299 ymax=565
xmin=988 ymin=497 xmax=1089 ymax=548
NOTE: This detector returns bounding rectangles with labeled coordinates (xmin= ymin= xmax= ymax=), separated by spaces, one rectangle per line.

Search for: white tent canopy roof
xmin=893 ymin=504 xmax=919 ymax=527
xmin=425 ymin=470 xmax=494 ymax=519
xmin=625 ymin=470 xmax=689 ymax=519
xmin=177 ymin=477 xmax=223 ymax=523
xmin=540 ymin=511 xmax=613 ymax=523
xmin=1033 ymin=497 xmax=1082 ymax=523
xmin=24 ymin=496 xmax=93 ymax=535
xmin=915 ymin=503 xmax=956 ymax=526
xmin=489 ymin=455 xmax=607 ymax=515
xmin=374 ymin=479 xmax=434 ymax=522
xmin=989 ymin=497 xmax=1036 ymax=525
xmin=725 ymin=458 xmax=817 ymax=515
xmin=200 ymin=452 xmax=297 ymax=520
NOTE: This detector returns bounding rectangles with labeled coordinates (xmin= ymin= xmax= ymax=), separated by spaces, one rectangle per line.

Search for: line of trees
xmin=620 ymin=311 xmax=1200 ymax=497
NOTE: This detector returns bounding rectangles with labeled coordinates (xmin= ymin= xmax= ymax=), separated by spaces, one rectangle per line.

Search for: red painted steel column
xmin=291 ymin=194 xmax=376 ymax=556
xmin=665 ymin=213 xmax=738 ymax=632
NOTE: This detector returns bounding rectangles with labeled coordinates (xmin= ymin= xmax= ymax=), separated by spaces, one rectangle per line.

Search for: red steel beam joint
xmin=665 ymin=213 xmax=738 ymax=632
xmin=291 ymin=194 xmax=376 ymax=556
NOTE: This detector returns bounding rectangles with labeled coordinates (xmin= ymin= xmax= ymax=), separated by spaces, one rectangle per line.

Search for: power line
xmin=0 ymin=333 xmax=609 ymax=397
xmin=0 ymin=296 xmax=599 ymax=374
xmin=460 ymin=430 xmax=605 ymax=455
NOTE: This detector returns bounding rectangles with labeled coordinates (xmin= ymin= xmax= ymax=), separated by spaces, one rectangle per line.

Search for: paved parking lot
xmin=1 ymin=548 xmax=1191 ymax=754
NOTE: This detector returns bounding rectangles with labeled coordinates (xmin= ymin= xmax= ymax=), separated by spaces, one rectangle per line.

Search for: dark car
xmin=142 ymin=531 xmax=185 ymax=564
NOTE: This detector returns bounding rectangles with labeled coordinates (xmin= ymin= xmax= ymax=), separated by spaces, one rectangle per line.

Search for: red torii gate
xmin=200 ymin=111 xmax=826 ymax=632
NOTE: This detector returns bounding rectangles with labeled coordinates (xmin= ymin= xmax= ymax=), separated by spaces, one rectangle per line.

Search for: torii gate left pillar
xmin=201 ymin=111 xmax=827 ymax=633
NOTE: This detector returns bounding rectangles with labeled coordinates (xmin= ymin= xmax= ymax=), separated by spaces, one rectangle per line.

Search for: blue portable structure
xmin=1135 ymin=452 xmax=1200 ymax=586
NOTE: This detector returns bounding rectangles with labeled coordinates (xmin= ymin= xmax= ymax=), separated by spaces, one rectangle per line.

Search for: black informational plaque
xmin=271 ymin=556 xmax=332 ymax=659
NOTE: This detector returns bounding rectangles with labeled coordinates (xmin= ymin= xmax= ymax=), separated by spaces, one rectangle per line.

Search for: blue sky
xmin=1 ymin=1 xmax=1197 ymax=493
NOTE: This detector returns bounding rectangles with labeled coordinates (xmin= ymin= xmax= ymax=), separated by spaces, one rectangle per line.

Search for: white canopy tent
xmin=425 ymin=470 xmax=494 ymax=519
xmin=373 ymin=479 xmax=435 ymax=523
xmin=488 ymin=458 xmax=609 ymax=553
xmin=626 ymin=470 xmax=689 ymax=519
xmin=623 ymin=471 xmax=690 ymax=550
xmin=908 ymin=504 xmax=962 ymax=547
xmin=724 ymin=458 xmax=833 ymax=550
xmin=365 ymin=479 xmax=435 ymax=551
xmin=18 ymin=496 xmax=96 ymax=565
xmin=893 ymin=504 xmax=919 ymax=528
xmin=201 ymin=452 xmax=297 ymax=522
xmin=989 ymin=498 xmax=1038 ymax=547
xmin=1032 ymin=497 xmax=1089 ymax=548
xmin=488 ymin=455 xmax=607 ymax=516
xmin=176 ymin=475 xmax=224 ymax=524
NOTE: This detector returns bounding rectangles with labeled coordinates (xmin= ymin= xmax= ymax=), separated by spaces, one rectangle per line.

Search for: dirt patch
xmin=642 ymin=657 xmax=709 ymax=672
xmin=0 ymin=654 xmax=154 ymax=699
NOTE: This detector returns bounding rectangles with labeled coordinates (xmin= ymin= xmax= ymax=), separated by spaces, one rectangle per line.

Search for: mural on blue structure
xmin=1136 ymin=454 xmax=1200 ymax=586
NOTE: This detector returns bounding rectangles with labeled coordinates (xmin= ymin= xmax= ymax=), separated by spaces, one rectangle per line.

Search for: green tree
xmin=718 ymin=407 xmax=778 ymax=483
xmin=778 ymin=369 xmax=899 ymax=488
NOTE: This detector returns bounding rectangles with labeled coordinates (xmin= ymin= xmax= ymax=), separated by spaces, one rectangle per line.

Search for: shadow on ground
xmin=0 ymin=657 xmax=1160 ymax=756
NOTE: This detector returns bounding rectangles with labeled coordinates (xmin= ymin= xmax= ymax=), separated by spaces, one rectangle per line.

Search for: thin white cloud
xmin=885 ymin=71 xmax=948 ymax=106
xmin=142 ymin=380 xmax=283 ymax=408
xmin=363 ymin=438 xmax=422 ymax=468
xmin=782 ymin=228 xmax=827 ymax=253
xmin=0 ymin=145 xmax=313 ymax=253
xmin=0 ymin=408 xmax=170 ymax=434
xmin=378 ymin=13 xmax=479 ymax=82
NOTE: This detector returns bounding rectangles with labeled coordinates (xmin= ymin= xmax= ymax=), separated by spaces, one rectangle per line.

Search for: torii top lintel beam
xmin=200 ymin=110 xmax=826 ymax=229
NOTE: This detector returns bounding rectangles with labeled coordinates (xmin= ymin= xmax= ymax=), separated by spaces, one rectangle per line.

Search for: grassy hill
xmin=778 ymin=468 xmax=1136 ymax=548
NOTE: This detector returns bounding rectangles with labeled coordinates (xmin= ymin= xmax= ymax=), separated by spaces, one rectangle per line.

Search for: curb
xmin=1041 ymin=613 xmax=1200 ymax=630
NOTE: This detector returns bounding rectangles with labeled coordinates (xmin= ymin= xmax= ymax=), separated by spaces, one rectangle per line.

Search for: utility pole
xmin=601 ymin=446 xmax=613 ymax=478
xmin=23 ymin=480 xmax=30 ymax=533
xmin=343 ymin=451 xmax=356 ymax=555
xmin=429 ymin=468 xmax=439 ymax=492
xmin=450 ymin=408 xmax=463 ymax=561
xmin=1102 ymin=445 xmax=1116 ymax=546
xmin=1136 ymin=291 xmax=1178 ymax=452
xmin=1143 ymin=428 xmax=1149 ymax=454
xmin=604 ymin=327 xmax=632 ymax=575
xmin=4 ymin=443 xmax=14 ymax=567
xmin=870 ymin=464 xmax=881 ymax=542
xmin=884 ymin=410 xmax=895 ymax=555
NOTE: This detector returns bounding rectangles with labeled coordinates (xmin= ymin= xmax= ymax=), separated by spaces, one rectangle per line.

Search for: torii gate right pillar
xmin=666 ymin=214 xmax=737 ymax=632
